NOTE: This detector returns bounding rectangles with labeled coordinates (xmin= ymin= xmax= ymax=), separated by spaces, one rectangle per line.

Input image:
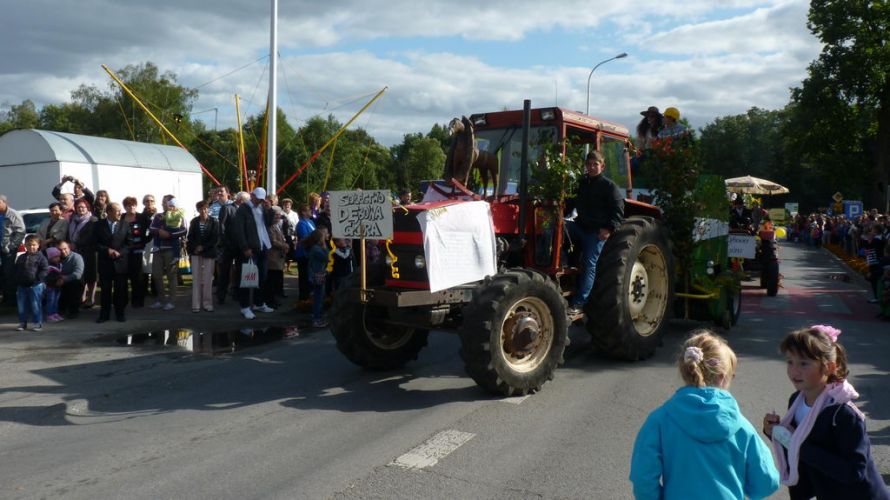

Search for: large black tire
xmin=460 ymin=269 xmax=568 ymax=396
xmin=586 ymin=216 xmax=673 ymax=361
xmin=764 ymin=261 xmax=779 ymax=297
xmin=330 ymin=271 xmax=429 ymax=370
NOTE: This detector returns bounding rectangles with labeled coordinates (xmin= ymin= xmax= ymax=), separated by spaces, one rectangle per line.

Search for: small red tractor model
xmin=330 ymin=101 xmax=733 ymax=396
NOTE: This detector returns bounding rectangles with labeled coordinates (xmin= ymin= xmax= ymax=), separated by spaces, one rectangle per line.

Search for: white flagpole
xmin=266 ymin=0 xmax=278 ymax=194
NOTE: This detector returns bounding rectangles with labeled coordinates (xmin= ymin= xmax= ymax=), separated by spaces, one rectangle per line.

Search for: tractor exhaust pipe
xmin=517 ymin=99 xmax=531 ymax=248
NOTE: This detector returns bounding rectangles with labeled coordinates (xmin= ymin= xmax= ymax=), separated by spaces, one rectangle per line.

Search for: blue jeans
xmin=567 ymin=221 xmax=606 ymax=307
xmin=312 ymin=283 xmax=325 ymax=322
xmin=17 ymin=283 xmax=45 ymax=326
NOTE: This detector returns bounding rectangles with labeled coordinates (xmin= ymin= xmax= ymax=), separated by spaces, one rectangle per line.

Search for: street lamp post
xmin=584 ymin=52 xmax=627 ymax=155
xmin=194 ymin=107 xmax=219 ymax=131
xmin=585 ymin=52 xmax=627 ymax=117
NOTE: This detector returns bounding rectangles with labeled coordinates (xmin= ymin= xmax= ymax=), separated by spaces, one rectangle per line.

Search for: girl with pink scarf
xmin=762 ymin=325 xmax=889 ymax=499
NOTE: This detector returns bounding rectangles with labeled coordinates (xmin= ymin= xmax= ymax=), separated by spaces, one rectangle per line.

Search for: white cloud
xmin=1 ymin=0 xmax=820 ymax=146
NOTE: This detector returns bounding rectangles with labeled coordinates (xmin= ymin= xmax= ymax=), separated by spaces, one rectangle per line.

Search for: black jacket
xmin=94 ymin=219 xmax=129 ymax=276
xmin=230 ymin=202 xmax=271 ymax=255
xmin=186 ymin=216 xmax=220 ymax=259
xmin=219 ymin=203 xmax=240 ymax=251
xmin=783 ymin=391 xmax=890 ymax=500
xmin=14 ymin=252 xmax=48 ymax=286
xmin=568 ymin=174 xmax=624 ymax=233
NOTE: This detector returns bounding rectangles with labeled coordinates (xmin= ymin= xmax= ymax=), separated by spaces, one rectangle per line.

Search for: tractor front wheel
xmin=460 ymin=269 xmax=568 ymax=396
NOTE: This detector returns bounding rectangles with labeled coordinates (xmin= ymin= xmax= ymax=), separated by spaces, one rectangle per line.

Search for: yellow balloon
xmin=775 ymin=227 xmax=787 ymax=239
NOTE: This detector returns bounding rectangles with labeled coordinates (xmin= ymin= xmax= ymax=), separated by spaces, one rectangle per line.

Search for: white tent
xmin=0 ymin=129 xmax=205 ymax=216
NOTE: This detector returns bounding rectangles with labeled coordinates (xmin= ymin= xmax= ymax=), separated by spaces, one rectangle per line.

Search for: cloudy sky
xmin=1 ymin=0 xmax=822 ymax=145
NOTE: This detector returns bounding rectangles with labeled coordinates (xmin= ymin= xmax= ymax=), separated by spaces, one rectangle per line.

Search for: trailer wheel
xmin=460 ymin=269 xmax=568 ymax=396
xmin=330 ymin=271 xmax=429 ymax=370
xmin=764 ymin=261 xmax=779 ymax=297
xmin=586 ymin=217 xmax=672 ymax=361
xmin=717 ymin=286 xmax=742 ymax=330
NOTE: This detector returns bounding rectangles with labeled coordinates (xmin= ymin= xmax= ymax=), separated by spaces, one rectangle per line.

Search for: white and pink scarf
xmin=770 ymin=379 xmax=865 ymax=485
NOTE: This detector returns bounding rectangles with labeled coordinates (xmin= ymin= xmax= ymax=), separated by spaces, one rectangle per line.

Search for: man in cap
xmin=230 ymin=187 xmax=275 ymax=319
xmin=658 ymin=107 xmax=688 ymax=138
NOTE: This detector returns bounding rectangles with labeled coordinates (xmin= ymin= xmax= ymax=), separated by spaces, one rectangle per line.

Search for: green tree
xmin=801 ymin=0 xmax=890 ymax=208
xmin=390 ymin=133 xmax=446 ymax=192
xmin=0 ymin=99 xmax=40 ymax=132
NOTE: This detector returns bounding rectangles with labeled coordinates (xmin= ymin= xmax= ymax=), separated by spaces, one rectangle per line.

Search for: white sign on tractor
xmin=329 ymin=190 xmax=394 ymax=239
xmin=728 ymin=234 xmax=756 ymax=259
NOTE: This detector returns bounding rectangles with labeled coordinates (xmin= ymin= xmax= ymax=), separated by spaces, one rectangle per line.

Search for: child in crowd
xmin=14 ymin=235 xmax=49 ymax=332
xmin=630 ymin=330 xmax=779 ymax=499
xmin=303 ymin=227 xmax=330 ymax=328
xmin=43 ymin=247 xmax=64 ymax=322
xmin=762 ymin=325 xmax=889 ymax=499
xmin=330 ymin=238 xmax=353 ymax=292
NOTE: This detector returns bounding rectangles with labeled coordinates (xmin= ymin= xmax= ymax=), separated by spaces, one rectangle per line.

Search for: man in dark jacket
xmin=94 ymin=203 xmax=129 ymax=323
xmin=230 ymin=187 xmax=275 ymax=319
xmin=216 ymin=191 xmax=243 ymax=304
xmin=565 ymin=151 xmax=624 ymax=316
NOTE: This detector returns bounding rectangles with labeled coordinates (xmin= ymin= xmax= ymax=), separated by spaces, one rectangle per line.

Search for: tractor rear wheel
xmin=586 ymin=217 xmax=672 ymax=361
xmin=330 ymin=271 xmax=429 ymax=370
xmin=460 ymin=269 xmax=568 ymax=396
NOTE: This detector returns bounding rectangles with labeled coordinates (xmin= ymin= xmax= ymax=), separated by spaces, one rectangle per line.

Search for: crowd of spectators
xmin=0 ymin=179 xmax=378 ymax=331
xmin=790 ymin=208 xmax=890 ymax=314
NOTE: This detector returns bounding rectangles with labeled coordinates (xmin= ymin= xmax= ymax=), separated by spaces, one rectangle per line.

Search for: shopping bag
xmin=178 ymin=255 xmax=191 ymax=275
xmin=240 ymin=258 xmax=259 ymax=288
xmin=142 ymin=247 xmax=154 ymax=274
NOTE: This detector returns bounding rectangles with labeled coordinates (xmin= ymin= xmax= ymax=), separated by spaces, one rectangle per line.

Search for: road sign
xmin=843 ymin=200 xmax=863 ymax=219
xmin=832 ymin=192 xmax=843 ymax=202
xmin=329 ymin=190 xmax=394 ymax=239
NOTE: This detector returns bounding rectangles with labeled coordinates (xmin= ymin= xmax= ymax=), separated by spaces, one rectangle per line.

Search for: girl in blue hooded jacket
xmin=630 ymin=330 xmax=779 ymax=499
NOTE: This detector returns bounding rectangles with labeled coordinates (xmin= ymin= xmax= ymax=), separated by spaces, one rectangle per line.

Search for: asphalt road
xmin=0 ymin=242 xmax=888 ymax=499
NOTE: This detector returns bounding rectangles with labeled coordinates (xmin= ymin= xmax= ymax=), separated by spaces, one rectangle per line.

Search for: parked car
xmin=15 ymin=208 xmax=51 ymax=258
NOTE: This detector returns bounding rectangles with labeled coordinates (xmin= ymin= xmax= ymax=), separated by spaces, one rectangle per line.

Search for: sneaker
xmin=868 ymin=298 xmax=879 ymax=304
xmin=192 ymin=309 xmax=200 ymax=313
xmin=16 ymin=324 xmax=25 ymax=331
xmin=31 ymin=324 xmax=43 ymax=332
xmin=48 ymin=314 xmax=64 ymax=323
xmin=203 ymin=306 xmax=214 ymax=312
xmin=253 ymin=304 xmax=274 ymax=313
xmin=241 ymin=307 xmax=256 ymax=320
xmin=312 ymin=319 xmax=329 ymax=328
xmin=163 ymin=303 xmax=175 ymax=311
xmin=149 ymin=302 xmax=163 ymax=309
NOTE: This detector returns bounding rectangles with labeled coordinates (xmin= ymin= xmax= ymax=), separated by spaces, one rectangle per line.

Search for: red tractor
xmin=330 ymin=101 xmax=673 ymax=395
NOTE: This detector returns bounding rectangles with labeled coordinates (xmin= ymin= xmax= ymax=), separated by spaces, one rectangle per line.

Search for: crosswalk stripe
xmin=390 ymin=429 xmax=476 ymax=470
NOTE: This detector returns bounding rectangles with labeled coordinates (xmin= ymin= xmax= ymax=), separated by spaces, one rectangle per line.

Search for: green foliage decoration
xmin=528 ymin=141 xmax=584 ymax=202
xmin=642 ymin=134 xmax=700 ymax=275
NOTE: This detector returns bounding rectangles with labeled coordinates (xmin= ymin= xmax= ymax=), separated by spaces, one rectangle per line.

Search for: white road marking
xmin=501 ymin=395 xmax=530 ymax=405
xmin=390 ymin=429 xmax=476 ymax=470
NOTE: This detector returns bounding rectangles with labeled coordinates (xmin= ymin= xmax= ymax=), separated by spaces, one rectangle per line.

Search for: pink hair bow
xmin=811 ymin=324 xmax=841 ymax=343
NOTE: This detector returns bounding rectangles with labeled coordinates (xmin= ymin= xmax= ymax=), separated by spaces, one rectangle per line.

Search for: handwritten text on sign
xmin=329 ymin=190 xmax=394 ymax=239
xmin=727 ymin=234 xmax=756 ymax=259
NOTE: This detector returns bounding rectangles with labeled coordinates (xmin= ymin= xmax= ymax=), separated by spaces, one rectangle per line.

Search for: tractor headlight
xmin=414 ymin=255 xmax=426 ymax=269
xmin=706 ymin=260 xmax=715 ymax=275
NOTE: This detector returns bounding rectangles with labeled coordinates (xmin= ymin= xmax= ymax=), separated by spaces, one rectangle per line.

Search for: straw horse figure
xmin=443 ymin=116 xmax=499 ymax=197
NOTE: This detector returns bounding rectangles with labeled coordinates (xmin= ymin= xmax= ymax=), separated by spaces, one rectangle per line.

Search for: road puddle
xmin=89 ymin=326 xmax=300 ymax=355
